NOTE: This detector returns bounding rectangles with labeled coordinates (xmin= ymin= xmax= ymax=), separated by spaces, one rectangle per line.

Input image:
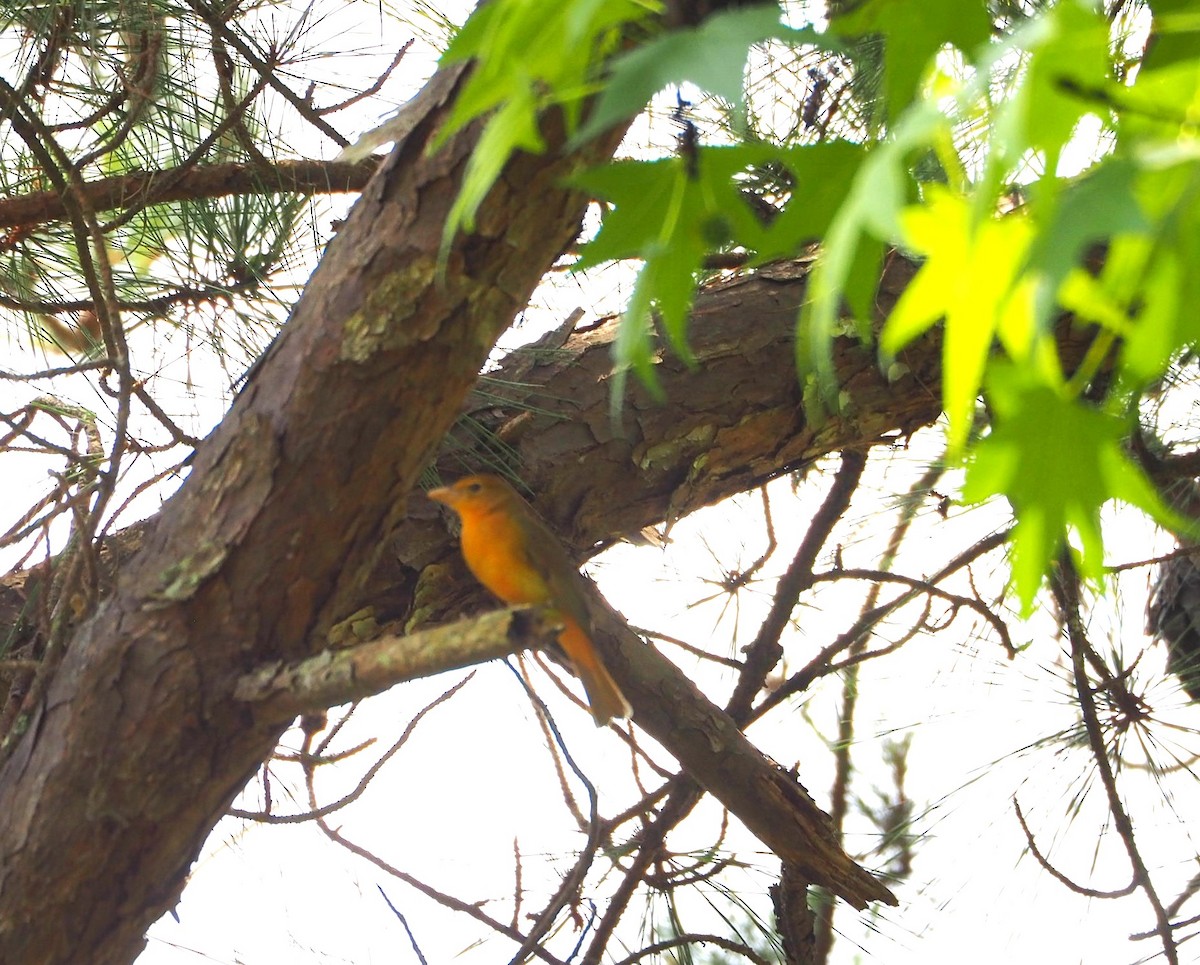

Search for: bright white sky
xmin=2 ymin=2 xmax=1197 ymax=963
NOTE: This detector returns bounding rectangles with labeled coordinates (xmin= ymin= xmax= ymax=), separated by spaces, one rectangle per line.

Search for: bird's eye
xmin=466 ymin=481 xmax=482 ymax=493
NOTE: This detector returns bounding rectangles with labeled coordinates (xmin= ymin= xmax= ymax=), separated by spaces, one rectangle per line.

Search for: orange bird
xmin=428 ymin=474 xmax=631 ymax=725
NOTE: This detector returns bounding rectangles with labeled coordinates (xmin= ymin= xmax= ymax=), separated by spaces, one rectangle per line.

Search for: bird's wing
xmin=520 ymin=513 xmax=594 ymax=631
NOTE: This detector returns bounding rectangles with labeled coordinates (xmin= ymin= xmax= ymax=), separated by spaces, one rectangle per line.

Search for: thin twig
xmin=503 ymin=661 xmax=602 ymax=965
xmin=320 ymin=823 xmax=565 ymax=964
xmin=377 ymin=887 xmax=430 ymax=965
xmin=1012 ymin=797 xmax=1137 ymax=899
xmin=308 ymin=686 xmax=565 ymax=964
xmin=726 ymin=450 xmax=867 ymax=722
xmin=511 ymin=838 xmax=524 ymax=931
xmin=101 ymin=72 xmax=273 ymax=233
xmin=187 ymin=0 xmax=350 ymax=146
xmin=132 ymin=383 xmax=201 ymax=448
xmin=631 ymin=626 xmax=742 ymax=668
xmin=612 ymin=934 xmax=772 ymax=965
xmin=754 ymin=529 xmax=1010 ymax=721
xmin=233 ymin=675 xmax=473 ymax=824
xmin=0 ymin=359 xmax=112 ymax=381
xmin=1053 ymin=553 xmax=1179 ymax=965
xmin=318 ymin=41 xmax=413 ymax=115
xmin=811 ymin=567 xmax=1014 ymax=656
xmin=1108 ymin=543 xmax=1200 ymax=575
xmin=520 ymin=653 xmax=586 ymax=830
xmin=581 ymin=781 xmax=702 ymax=965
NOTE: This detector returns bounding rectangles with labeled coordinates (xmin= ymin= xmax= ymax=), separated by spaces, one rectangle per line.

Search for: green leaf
xmin=1139 ymin=0 xmax=1200 ymax=72
xmin=1119 ymin=59 xmax=1200 ymax=143
xmin=1065 ymin=155 xmax=1200 ymax=386
xmin=832 ymin=0 xmax=990 ymax=121
xmin=844 ymin=235 xmax=886 ymax=327
xmin=575 ymin=6 xmax=823 ymax=144
xmin=573 ymin=145 xmax=773 ymax=358
xmin=963 ymin=364 xmax=1184 ymax=613
xmin=995 ymin=0 xmax=1111 ymax=172
xmin=445 ymin=90 xmax=544 ymax=242
xmin=881 ymin=186 xmax=1036 ymax=454
xmin=433 ymin=0 xmax=651 ymax=249
xmin=441 ymin=0 xmax=640 ymax=128
xmin=754 ymin=144 xmax=884 ymax=333
xmin=1027 ymin=157 xmax=1149 ymax=317
xmin=1122 ymin=251 xmax=1189 ymax=382
xmin=753 ymin=142 xmax=868 ymax=260
xmin=797 ymin=93 xmax=951 ymax=406
xmin=610 ymin=270 xmax=663 ymax=412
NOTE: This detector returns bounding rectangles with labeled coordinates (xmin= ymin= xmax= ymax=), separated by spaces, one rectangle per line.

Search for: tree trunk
xmin=0 ymin=64 xmax=627 ymax=965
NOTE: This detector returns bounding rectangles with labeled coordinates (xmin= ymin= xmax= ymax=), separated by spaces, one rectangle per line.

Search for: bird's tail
xmin=558 ymin=619 xmax=632 ymax=726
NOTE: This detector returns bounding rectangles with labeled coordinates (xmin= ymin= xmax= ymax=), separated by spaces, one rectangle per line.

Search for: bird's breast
xmin=459 ymin=509 xmax=546 ymax=606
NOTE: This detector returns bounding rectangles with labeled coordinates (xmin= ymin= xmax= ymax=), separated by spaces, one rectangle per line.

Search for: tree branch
xmin=233 ymin=606 xmax=561 ymax=718
xmin=0 ymin=158 xmax=378 ymax=229
xmin=1052 ymin=554 xmax=1179 ymax=965
xmin=587 ymin=600 xmax=897 ymax=909
xmin=725 ymin=449 xmax=867 ymax=720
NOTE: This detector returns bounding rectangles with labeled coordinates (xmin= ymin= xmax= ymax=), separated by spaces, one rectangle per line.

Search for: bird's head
xmin=427 ymin=474 xmax=517 ymax=516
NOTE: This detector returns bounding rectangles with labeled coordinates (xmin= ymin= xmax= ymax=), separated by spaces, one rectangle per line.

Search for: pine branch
xmin=0 ymin=158 xmax=378 ymax=229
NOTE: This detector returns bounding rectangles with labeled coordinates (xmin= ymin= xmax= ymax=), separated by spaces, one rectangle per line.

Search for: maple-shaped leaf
xmin=572 ymin=145 xmax=772 ymax=385
xmin=425 ymin=0 xmax=651 ymax=248
xmin=881 ymin=186 xmax=1036 ymax=455
xmin=754 ymin=142 xmax=867 ymax=259
xmin=963 ymin=364 xmax=1184 ymax=612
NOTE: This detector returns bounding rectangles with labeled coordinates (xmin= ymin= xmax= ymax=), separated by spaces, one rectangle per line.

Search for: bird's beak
xmin=427 ymin=486 xmax=453 ymax=506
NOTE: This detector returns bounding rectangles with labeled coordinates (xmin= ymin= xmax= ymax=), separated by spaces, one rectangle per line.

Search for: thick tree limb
xmin=232 ymin=594 xmax=898 ymax=907
xmin=377 ymin=257 xmax=1103 ymax=631
xmin=0 ymin=257 xmax=1104 ymax=640
xmin=588 ymin=604 xmax=896 ymax=908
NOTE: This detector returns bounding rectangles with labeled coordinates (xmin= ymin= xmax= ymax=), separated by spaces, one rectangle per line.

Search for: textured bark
xmin=379 ymin=255 xmax=1102 ymax=626
xmin=590 ymin=601 xmax=896 ymax=907
xmin=0 ymin=62 xmax=629 ymax=964
xmin=235 ymin=591 xmax=898 ymax=907
xmin=233 ymin=606 xmax=564 ymax=717
xmin=773 ymin=862 xmax=820 ymax=965
xmin=1 ymin=256 xmax=1104 ymax=642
